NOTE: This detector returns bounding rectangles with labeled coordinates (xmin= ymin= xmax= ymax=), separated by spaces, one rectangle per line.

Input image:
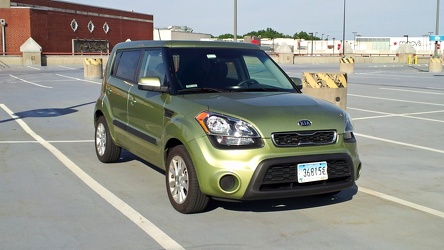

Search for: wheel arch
xmin=94 ymin=109 xmax=104 ymax=124
xmin=164 ymin=138 xmax=184 ymax=166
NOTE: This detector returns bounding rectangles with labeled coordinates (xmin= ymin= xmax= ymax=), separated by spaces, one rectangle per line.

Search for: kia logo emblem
xmin=298 ymin=120 xmax=312 ymax=126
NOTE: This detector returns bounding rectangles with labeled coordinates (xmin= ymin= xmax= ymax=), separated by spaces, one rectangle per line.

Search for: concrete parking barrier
xmin=428 ymin=57 xmax=443 ymax=73
xmin=84 ymin=58 xmax=103 ymax=79
xmin=339 ymin=57 xmax=355 ymax=74
xmin=301 ymin=72 xmax=348 ymax=110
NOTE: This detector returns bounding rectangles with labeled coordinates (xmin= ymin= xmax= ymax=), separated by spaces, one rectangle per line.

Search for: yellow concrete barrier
xmin=302 ymin=72 xmax=348 ymax=110
xmin=428 ymin=57 xmax=443 ymax=72
xmin=339 ymin=57 xmax=355 ymax=74
xmin=83 ymin=58 xmax=103 ymax=79
xmin=340 ymin=58 xmax=354 ymax=64
xmin=84 ymin=58 xmax=102 ymax=66
xmin=302 ymin=72 xmax=347 ymax=88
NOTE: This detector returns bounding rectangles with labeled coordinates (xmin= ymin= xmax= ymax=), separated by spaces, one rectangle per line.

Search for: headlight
xmin=344 ymin=112 xmax=355 ymax=142
xmin=196 ymin=111 xmax=263 ymax=149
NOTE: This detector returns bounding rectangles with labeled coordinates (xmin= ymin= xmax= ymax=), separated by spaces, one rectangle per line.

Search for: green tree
xmin=217 ymin=33 xmax=234 ymax=39
xmin=244 ymin=27 xmax=291 ymax=39
xmin=216 ymin=28 xmax=319 ymax=40
xmin=293 ymin=31 xmax=320 ymax=40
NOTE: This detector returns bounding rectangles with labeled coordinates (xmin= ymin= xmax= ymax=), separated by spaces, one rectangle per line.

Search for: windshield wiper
xmin=227 ymin=87 xmax=283 ymax=92
xmin=178 ymin=88 xmax=226 ymax=94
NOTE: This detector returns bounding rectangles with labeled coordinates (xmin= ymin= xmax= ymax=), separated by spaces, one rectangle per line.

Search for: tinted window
xmin=170 ymin=48 xmax=295 ymax=92
xmin=138 ymin=49 xmax=165 ymax=85
xmin=114 ymin=50 xmax=142 ymax=81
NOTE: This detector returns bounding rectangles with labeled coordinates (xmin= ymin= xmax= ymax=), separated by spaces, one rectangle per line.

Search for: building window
xmin=103 ymin=22 xmax=110 ymax=34
xmin=71 ymin=19 xmax=78 ymax=32
xmin=88 ymin=21 xmax=95 ymax=33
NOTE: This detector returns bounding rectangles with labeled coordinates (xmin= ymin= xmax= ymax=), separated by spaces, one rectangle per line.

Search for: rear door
xmin=106 ymin=49 xmax=142 ymax=146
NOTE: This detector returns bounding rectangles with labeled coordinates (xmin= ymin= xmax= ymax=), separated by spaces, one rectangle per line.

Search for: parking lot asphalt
xmin=1 ymin=63 xmax=443 ymax=249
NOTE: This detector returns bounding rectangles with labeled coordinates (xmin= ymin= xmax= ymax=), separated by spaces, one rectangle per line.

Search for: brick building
xmin=0 ymin=0 xmax=153 ymax=54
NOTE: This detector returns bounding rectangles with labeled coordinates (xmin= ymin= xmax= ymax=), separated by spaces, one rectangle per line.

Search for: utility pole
xmin=434 ymin=0 xmax=440 ymax=57
xmin=342 ymin=0 xmax=346 ymax=57
xmin=309 ymin=32 xmax=314 ymax=55
xmin=234 ymin=0 xmax=237 ymax=42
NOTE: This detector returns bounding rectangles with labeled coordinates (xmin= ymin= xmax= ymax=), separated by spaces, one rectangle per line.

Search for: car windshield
xmin=169 ymin=48 xmax=297 ymax=94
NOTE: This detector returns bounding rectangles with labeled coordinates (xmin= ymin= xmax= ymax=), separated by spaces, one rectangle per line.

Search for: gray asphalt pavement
xmin=1 ymin=63 xmax=443 ymax=249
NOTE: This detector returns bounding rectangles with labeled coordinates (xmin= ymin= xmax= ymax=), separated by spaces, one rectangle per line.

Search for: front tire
xmin=95 ymin=116 xmax=121 ymax=163
xmin=166 ymin=145 xmax=209 ymax=214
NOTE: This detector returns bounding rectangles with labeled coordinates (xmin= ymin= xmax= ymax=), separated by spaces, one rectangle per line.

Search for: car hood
xmin=182 ymin=92 xmax=346 ymax=137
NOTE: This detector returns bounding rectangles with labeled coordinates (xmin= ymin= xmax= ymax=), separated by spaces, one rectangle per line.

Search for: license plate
xmin=297 ymin=161 xmax=328 ymax=183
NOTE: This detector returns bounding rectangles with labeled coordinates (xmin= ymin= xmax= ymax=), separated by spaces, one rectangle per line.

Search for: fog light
xmin=219 ymin=174 xmax=239 ymax=192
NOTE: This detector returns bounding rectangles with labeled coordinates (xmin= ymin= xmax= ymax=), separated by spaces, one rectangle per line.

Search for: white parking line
xmin=359 ymin=187 xmax=444 ymax=219
xmin=27 ymin=66 xmax=41 ymax=71
xmin=380 ymin=87 xmax=444 ymax=95
xmin=0 ymin=140 xmax=94 ymax=144
xmin=349 ymin=94 xmax=444 ymax=107
xmin=354 ymin=131 xmax=444 ymax=218
xmin=58 ymin=65 xmax=77 ymax=70
xmin=56 ymin=74 xmax=101 ymax=84
xmin=349 ymin=107 xmax=444 ymax=123
xmin=9 ymin=74 xmax=52 ymax=88
xmin=0 ymin=103 xmax=184 ymax=250
xmin=353 ymin=73 xmax=434 ymax=79
xmin=355 ymin=132 xmax=444 ymax=154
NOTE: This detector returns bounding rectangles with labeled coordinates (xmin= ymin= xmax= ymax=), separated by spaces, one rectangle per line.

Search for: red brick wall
xmin=0 ymin=0 xmax=153 ymax=53
xmin=15 ymin=0 xmax=152 ymax=21
xmin=0 ymin=9 xmax=31 ymax=54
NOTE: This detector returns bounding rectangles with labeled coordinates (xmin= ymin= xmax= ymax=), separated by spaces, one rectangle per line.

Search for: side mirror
xmin=138 ymin=77 xmax=168 ymax=92
xmin=290 ymin=77 xmax=302 ymax=91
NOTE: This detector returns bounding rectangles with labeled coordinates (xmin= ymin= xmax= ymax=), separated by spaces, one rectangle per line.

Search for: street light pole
xmin=353 ymin=31 xmax=357 ymax=50
xmin=309 ymin=32 xmax=314 ymax=55
xmin=234 ymin=0 xmax=237 ymax=42
xmin=321 ymin=34 xmax=324 ymax=51
xmin=333 ymin=38 xmax=335 ymax=55
xmin=315 ymin=32 xmax=318 ymax=51
xmin=342 ymin=0 xmax=346 ymax=57
xmin=434 ymin=0 xmax=440 ymax=57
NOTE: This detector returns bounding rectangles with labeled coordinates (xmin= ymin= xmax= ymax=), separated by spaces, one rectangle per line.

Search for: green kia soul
xmin=94 ymin=40 xmax=361 ymax=214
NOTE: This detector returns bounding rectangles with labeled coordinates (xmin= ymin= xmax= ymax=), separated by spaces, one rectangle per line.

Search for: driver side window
xmin=138 ymin=49 xmax=165 ymax=85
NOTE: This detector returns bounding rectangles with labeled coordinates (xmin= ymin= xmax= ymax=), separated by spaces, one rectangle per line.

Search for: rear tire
xmin=95 ymin=116 xmax=121 ymax=163
xmin=166 ymin=145 xmax=209 ymax=214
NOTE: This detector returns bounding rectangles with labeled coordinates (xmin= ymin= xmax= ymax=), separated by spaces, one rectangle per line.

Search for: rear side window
xmin=112 ymin=50 xmax=142 ymax=81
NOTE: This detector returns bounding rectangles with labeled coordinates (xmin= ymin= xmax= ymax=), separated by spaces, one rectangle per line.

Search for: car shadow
xmin=205 ymin=185 xmax=358 ymax=213
xmin=117 ymin=149 xmax=166 ymax=175
xmin=0 ymin=101 xmax=95 ymax=124
xmin=116 ymin=150 xmax=358 ymax=213
xmin=112 ymin=146 xmax=358 ymax=213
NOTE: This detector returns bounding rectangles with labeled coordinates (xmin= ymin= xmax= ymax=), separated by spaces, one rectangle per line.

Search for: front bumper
xmin=187 ymin=136 xmax=361 ymax=200
xmin=242 ymin=153 xmax=355 ymax=200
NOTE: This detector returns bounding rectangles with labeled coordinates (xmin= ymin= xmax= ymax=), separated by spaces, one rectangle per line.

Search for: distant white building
xmin=262 ymin=36 xmax=441 ymax=55
xmin=153 ymin=26 xmax=212 ymax=41
xmin=152 ymin=27 xmax=442 ymax=56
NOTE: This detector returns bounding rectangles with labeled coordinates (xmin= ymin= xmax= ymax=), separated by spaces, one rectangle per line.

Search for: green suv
xmin=94 ymin=40 xmax=361 ymax=214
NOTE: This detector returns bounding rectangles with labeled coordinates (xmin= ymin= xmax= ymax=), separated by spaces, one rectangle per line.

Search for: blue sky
xmin=69 ymin=0 xmax=442 ymax=39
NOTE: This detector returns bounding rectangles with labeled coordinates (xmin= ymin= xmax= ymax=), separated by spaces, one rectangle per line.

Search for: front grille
xmin=272 ymin=130 xmax=337 ymax=147
xmin=260 ymin=159 xmax=351 ymax=191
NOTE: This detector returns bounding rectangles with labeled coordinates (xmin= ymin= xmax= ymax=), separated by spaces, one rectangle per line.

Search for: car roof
xmin=112 ymin=40 xmax=261 ymax=51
